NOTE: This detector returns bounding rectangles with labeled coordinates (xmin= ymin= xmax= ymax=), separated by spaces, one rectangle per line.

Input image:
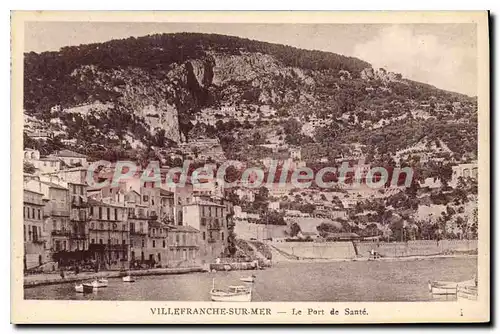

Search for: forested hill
xmin=23 ymin=32 xmax=477 ymax=163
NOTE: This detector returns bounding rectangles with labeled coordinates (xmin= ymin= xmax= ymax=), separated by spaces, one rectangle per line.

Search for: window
xmin=90 ymin=206 xmax=94 ymax=216
xmin=90 ymin=222 xmax=94 ymax=229
xmin=158 ymin=253 xmax=161 ymax=262
xmin=115 ymin=208 xmax=118 ymax=220
xmin=163 ymin=240 xmax=166 ymax=248
xmin=209 ymin=207 xmax=212 ymax=216
xmin=32 ymin=208 xmax=35 ymax=218
xmin=152 ymin=240 xmax=156 ymax=248
xmin=201 ymin=218 xmax=206 ymax=226
xmin=23 ymin=207 xmax=26 ymax=218
xmin=38 ymin=209 xmax=41 ymax=220
xmin=176 ymin=234 xmax=180 ymax=243
xmin=202 ymin=232 xmax=206 ymax=240
xmin=100 ymin=223 xmax=104 ymax=230
xmin=98 ymin=207 xmax=102 ymax=219
xmin=142 ymin=239 xmax=145 ymax=248
xmin=221 ymin=231 xmax=224 ymax=241
xmin=99 ymin=239 xmax=103 ymax=244
xmin=91 ymin=238 xmax=95 ymax=244
xmin=122 ymin=240 xmax=125 ymax=245
xmin=73 ymin=186 xmax=76 ymax=194
xmin=108 ymin=239 xmax=111 ymax=245
xmin=107 ymin=208 xmax=110 ymax=220
xmin=23 ymin=226 xmax=26 ymax=241
xmin=143 ymin=195 xmax=149 ymax=202
xmin=182 ymin=234 xmax=186 ymax=245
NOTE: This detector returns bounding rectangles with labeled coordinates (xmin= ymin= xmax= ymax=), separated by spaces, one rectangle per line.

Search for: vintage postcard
xmin=11 ymin=11 xmax=490 ymax=324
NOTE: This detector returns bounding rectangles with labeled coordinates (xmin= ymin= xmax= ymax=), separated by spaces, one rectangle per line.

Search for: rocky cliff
xmin=23 ymin=33 xmax=476 ymax=160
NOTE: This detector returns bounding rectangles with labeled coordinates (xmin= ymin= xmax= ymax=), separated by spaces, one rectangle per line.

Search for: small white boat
xmin=428 ymin=279 xmax=476 ymax=295
xmin=75 ymin=284 xmax=84 ymax=293
xmin=210 ymin=279 xmax=252 ymax=302
xmin=240 ymin=275 xmax=256 ymax=283
xmin=91 ymin=278 xmax=108 ymax=288
xmin=122 ymin=275 xmax=135 ymax=282
xmin=457 ymin=285 xmax=478 ymax=301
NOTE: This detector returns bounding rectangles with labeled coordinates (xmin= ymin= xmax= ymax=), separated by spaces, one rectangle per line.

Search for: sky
xmin=24 ymin=22 xmax=478 ymax=96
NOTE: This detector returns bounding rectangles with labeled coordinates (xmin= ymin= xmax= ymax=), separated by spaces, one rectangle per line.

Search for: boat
xmin=210 ymin=279 xmax=252 ymax=302
xmin=74 ymin=284 xmax=84 ymax=293
xmin=240 ymin=275 xmax=256 ymax=283
xmin=122 ymin=275 xmax=135 ymax=283
xmin=428 ymin=279 xmax=476 ymax=295
xmin=82 ymin=283 xmax=95 ymax=293
xmin=457 ymin=285 xmax=478 ymax=301
xmin=90 ymin=278 xmax=109 ymax=288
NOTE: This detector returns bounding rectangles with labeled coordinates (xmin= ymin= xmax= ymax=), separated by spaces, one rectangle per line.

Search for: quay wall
xmin=24 ymin=266 xmax=203 ymax=288
xmin=356 ymin=240 xmax=478 ymax=258
xmin=268 ymin=241 xmax=357 ymax=260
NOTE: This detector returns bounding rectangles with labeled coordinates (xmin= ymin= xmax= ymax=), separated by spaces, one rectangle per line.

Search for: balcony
xmin=207 ymin=224 xmax=221 ymax=230
xmin=207 ymin=238 xmax=217 ymax=243
xmin=130 ymin=229 xmax=147 ymax=235
xmin=32 ymin=237 xmax=46 ymax=244
xmin=89 ymin=243 xmax=129 ymax=251
xmin=70 ymin=233 xmax=88 ymax=240
xmin=128 ymin=212 xmax=148 ymax=220
xmin=51 ymin=230 xmax=72 ymax=237
xmin=106 ymin=244 xmax=129 ymax=250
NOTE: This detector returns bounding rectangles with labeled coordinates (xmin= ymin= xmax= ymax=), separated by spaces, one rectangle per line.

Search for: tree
xmin=23 ymin=161 xmax=36 ymax=174
xmin=289 ymin=222 xmax=302 ymax=237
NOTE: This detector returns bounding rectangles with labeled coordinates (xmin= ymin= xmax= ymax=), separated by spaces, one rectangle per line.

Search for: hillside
xmin=23 ymin=33 xmax=477 ymax=163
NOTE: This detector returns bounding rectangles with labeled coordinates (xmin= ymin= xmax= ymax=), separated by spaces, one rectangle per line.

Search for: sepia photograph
xmin=11 ymin=10 xmax=490 ymax=324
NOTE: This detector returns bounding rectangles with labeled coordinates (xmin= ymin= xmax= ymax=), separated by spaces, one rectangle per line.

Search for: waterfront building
xmin=182 ymin=197 xmax=228 ymax=262
xmin=88 ymin=199 xmax=130 ymax=270
xmin=128 ymin=203 xmax=150 ymax=265
xmin=68 ymin=182 xmax=89 ymax=255
xmin=166 ymin=225 xmax=200 ymax=267
xmin=23 ymin=189 xmax=48 ymax=269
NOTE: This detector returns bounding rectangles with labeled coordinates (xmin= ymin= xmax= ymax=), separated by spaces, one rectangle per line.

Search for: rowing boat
xmin=457 ymin=285 xmax=478 ymax=301
xmin=428 ymin=279 xmax=476 ymax=295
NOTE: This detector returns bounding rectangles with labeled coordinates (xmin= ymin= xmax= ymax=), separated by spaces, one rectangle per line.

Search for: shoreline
xmin=24 ymin=266 xmax=203 ymax=289
xmin=271 ymin=253 xmax=478 ymax=264
xmin=24 ymin=253 xmax=477 ymax=288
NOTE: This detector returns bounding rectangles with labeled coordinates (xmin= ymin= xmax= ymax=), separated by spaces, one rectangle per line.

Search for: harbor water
xmin=24 ymin=257 xmax=477 ymax=302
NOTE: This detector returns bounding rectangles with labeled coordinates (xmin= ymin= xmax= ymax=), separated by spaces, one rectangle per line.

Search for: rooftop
xmin=39 ymin=181 xmax=68 ymax=190
xmin=54 ymin=149 xmax=87 ymax=158
xmin=170 ymin=225 xmax=201 ymax=233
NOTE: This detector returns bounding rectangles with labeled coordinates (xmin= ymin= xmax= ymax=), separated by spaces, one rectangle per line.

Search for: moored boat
xmin=91 ymin=278 xmax=109 ymax=288
xmin=428 ymin=279 xmax=476 ymax=295
xmin=457 ymin=285 xmax=478 ymax=301
xmin=74 ymin=284 xmax=84 ymax=293
xmin=240 ymin=275 xmax=256 ymax=283
xmin=210 ymin=279 xmax=252 ymax=302
xmin=122 ymin=275 xmax=135 ymax=282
